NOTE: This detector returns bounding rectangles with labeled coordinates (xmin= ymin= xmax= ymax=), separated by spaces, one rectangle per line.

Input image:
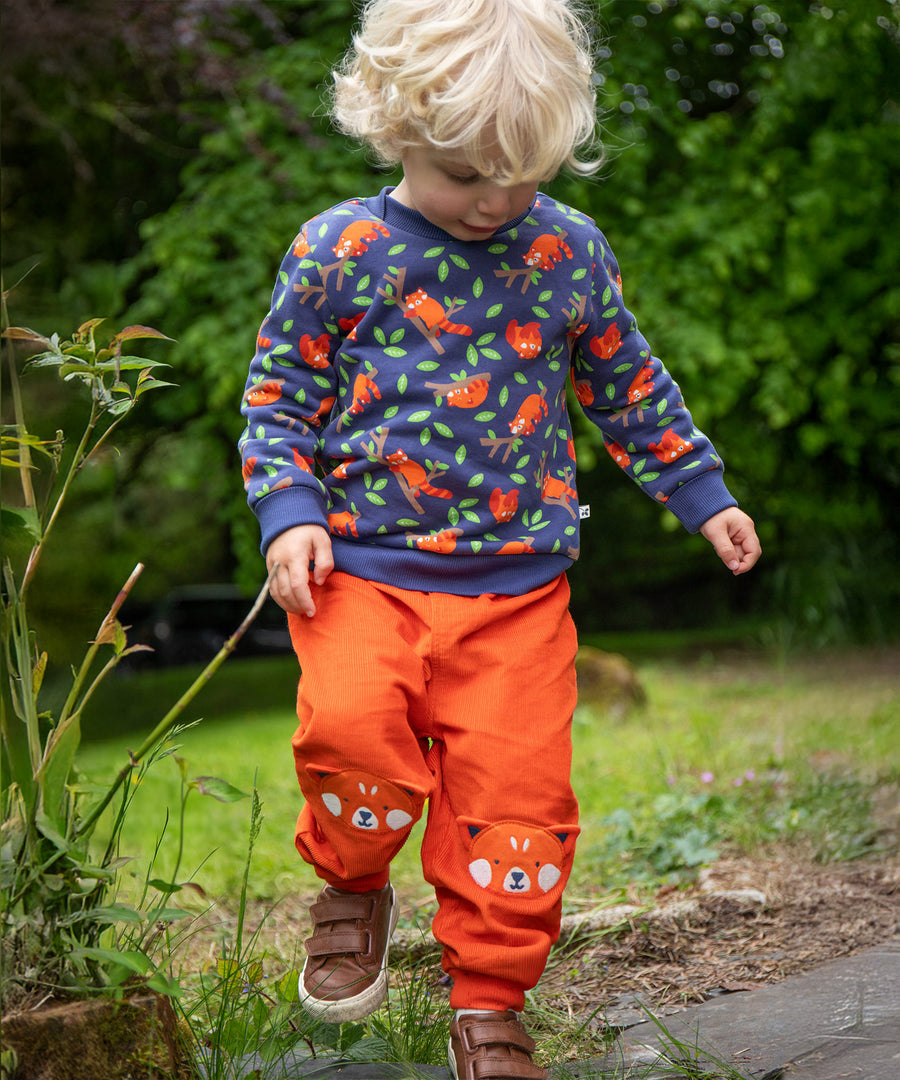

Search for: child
xmin=239 ymin=0 xmax=761 ymax=1074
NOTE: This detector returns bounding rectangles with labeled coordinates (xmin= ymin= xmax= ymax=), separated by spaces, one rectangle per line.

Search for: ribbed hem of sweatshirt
xmin=665 ymin=472 xmax=737 ymax=534
xmin=256 ymin=485 xmax=329 ymax=554
xmin=331 ymin=538 xmax=571 ymax=597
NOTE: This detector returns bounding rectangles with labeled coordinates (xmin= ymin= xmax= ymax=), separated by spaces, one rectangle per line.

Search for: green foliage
xmin=588 ymin=764 xmax=891 ymax=888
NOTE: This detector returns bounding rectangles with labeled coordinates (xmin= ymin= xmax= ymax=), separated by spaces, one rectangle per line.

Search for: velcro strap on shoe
xmin=310 ymin=897 xmax=374 ymax=923
xmin=473 ymin=1060 xmax=545 ymax=1080
xmin=467 ymin=1019 xmax=536 ymax=1054
xmin=304 ymin=930 xmax=369 ymax=956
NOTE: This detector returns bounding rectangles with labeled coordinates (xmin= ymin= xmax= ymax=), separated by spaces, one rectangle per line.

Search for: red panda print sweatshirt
xmin=239 ymin=188 xmax=738 ymax=596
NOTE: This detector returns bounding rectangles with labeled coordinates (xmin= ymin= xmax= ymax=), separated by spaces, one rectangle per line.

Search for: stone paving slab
xmin=581 ymin=938 xmax=900 ymax=1078
xmin=200 ymin=941 xmax=900 ymax=1079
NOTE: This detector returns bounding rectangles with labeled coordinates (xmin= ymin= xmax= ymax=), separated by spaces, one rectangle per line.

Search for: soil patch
xmin=540 ymin=856 xmax=900 ymax=1024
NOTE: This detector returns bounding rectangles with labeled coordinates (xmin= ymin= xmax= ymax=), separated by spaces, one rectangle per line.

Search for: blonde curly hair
xmin=331 ymin=0 xmax=601 ymax=183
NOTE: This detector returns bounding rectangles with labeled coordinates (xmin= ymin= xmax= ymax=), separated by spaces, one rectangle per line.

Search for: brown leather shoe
xmin=299 ymin=883 xmax=397 ymax=1022
xmin=449 ymin=1011 xmax=547 ymax=1080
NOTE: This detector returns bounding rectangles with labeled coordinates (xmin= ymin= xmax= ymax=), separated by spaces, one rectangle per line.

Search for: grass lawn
xmin=76 ymin=645 xmax=900 ymax=909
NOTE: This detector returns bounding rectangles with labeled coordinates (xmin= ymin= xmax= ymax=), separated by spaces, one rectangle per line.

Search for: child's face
xmin=391 ymin=145 xmax=539 ymax=242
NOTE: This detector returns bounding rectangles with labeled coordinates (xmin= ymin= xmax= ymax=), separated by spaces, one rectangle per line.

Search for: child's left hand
xmin=699 ymin=508 xmax=762 ymax=575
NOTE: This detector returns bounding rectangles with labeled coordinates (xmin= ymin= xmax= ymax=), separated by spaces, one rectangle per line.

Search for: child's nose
xmin=477 ymin=186 xmax=511 ymax=219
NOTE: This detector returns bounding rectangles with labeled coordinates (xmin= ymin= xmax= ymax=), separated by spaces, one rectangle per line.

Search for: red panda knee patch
xmin=305 ymin=765 xmax=425 ymax=835
xmin=457 ymin=818 xmax=579 ymax=898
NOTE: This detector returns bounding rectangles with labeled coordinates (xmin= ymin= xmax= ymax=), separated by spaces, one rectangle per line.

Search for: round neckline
xmin=367 ymin=186 xmax=537 ymax=242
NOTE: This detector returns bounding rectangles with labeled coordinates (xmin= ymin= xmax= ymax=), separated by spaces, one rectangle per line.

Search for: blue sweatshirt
xmin=239 ymin=188 xmax=737 ymax=596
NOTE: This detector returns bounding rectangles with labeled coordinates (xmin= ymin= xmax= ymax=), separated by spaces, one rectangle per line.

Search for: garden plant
xmin=0 ymin=312 xmax=272 ymax=1074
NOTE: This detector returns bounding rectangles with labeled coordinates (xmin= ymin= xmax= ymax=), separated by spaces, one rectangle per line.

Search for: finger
xmin=309 ymin=535 xmax=335 ymax=586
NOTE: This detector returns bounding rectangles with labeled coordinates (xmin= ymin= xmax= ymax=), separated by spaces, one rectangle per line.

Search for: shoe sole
xmin=448 ymin=1037 xmax=459 ymax=1080
xmin=299 ymin=885 xmax=398 ymax=1023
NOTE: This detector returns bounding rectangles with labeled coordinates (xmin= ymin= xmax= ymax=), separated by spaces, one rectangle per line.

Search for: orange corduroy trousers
xmin=287 ymin=571 xmax=579 ymax=1011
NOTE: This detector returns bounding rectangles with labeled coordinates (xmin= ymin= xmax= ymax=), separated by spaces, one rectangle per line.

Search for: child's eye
xmin=448 ymin=172 xmax=479 ymax=185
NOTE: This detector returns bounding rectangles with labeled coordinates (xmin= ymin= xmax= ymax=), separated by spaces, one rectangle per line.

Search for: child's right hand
xmin=266 ymin=524 xmax=334 ymax=617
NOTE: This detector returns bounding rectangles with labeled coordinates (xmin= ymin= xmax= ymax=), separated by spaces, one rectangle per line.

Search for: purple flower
xmin=700 ymin=771 xmax=715 ymax=784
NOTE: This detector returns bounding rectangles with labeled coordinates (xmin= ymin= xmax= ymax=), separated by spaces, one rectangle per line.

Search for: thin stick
xmin=74 ymin=567 xmax=277 ymax=840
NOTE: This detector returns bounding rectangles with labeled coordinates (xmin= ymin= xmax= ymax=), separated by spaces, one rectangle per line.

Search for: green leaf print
xmin=602 ymin=285 xmax=612 ymax=306
xmin=480 ymin=347 xmax=502 ymax=361
xmin=384 ymin=405 xmax=400 ymax=419
xmin=271 ymin=344 xmax=292 ymax=355
xmin=390 ymin=328 xmax=405 ymax=344
xmin=485 ymin=303 xmax=503 ymax=318
xmin=637 ymin=472 xmax=660 ymax=485
xmin=416 ymin=360 xmax=440 ymax=371
xmin=499 ymin=385 xmax=509 ymax=408
xmin=397 ymin=518 xmax=419 ymax=527
xmin=450 ymin=253 xmax=470 ymax=269
xmin=455 ymin=445 xmax=467 ymax=465
xmin=510 ymin=473 xmax=526 ymax=484
xmin=357 ymin=274 xmax=371 ymax=292
xmin=397 ymin=373 xmax=408 ymax=393
xmin=366 ymin=492 xmax=387 ymax=505
xmin=605 ymin=383 xmax=616 ymax=401
xmin=488 ymin=244 xmax=507 ymax=254
xmin=614 ymin=363 xmax=632 ymax=374
xmin=448 ymin=507 xmax=460 ymax=526
xmin=424 ymin=246 xmax=445 ymax=258
xmin=462 ymin=509 xmax=481 ymax=523
xmin=571 ymin=268 xmax=587 ymax=280
xmin=473 ymin=411 xmax=496 ymax=422
xmin=279 ymin=271 xmax=289 ymax=285
xmin=471 ymin=539 xmax=482 ymax=553
xmin=375 ymin=327 xmax=387 ymax=345
xmin=388 ymin=244 xmax=407 ymax=256
xmin=282 ymin=319 xmax=294 ymax=332
xmin=467 ymin=344 xmax=478 ymax=365
xmin=407 ymin=410 xmax=431 ymax=422
xmin=476 ymin=332 xmax=496 ymax=347
xmin=433 ymin=421 xmax=454 ymax=438
xmin=468 ymin=473 xmax=484 ymax=487
xmin=473 ymin=277 xmax=484 ymax=298
xmin=514 ymin=371 xmax=528 ymax=384
xmin=384 ymin=346 xmax=407 ymax=357
xmin=532 ymin=307 xmax=551 ymax=319
xmin=439 ymin=261 xmax=450 ymax=282
xmin=602 ymin=307 xmax=619 ymax=319
xmin=656 ymin=399 xmax=669 ymax=415
xmin=420 ymin=429 xmax=431 ymax=446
